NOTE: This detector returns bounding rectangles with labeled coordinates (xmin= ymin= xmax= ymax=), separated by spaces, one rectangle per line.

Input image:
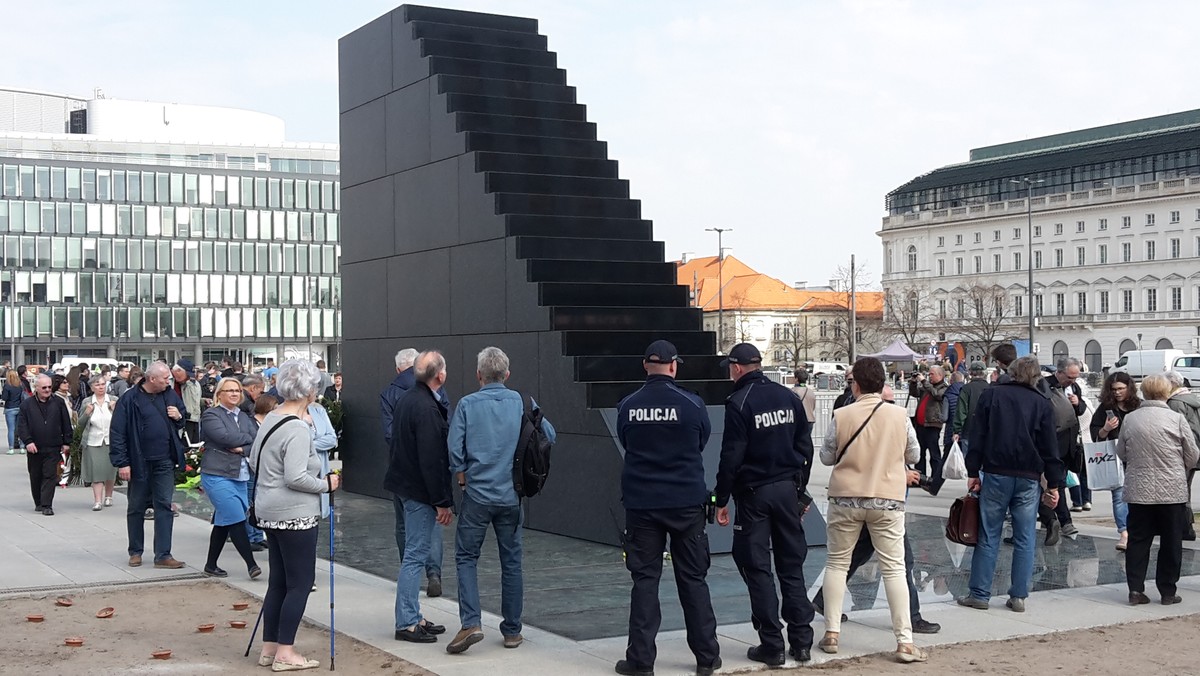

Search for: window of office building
xmin=1014 ymin=295 xmax=1023 ymax=317
xmin=993 ymin=229 xmax=1000 ymax=242
xmin=955 ymin=257 xmax=963 ymax=275
xmin=1076 ymin=247 xmax=1085 ymax=266
xmin=1146 ymin=213 xmax=1155 ymax=226
xmin=1076 ymin=221 xmax=1085 ymax=233
xmin=1171 ymin=210 xmax=1180 ymax=223
xmin=993 ymin=253 xmax=1001 ymax=272
xmin=1013 ymin=227 xmax=1021 ymax=240
xmin=1146 ymin=240 xmax=1156 ymax=261
xmin=938 ymin=299 xmax=946 ymax=319
xmin=973 ymin=255 xmax=981 ymax=274
xmin=1054 ymin=249 xmax=1063 ymax=267
xmin=1171 ymin=238 xmax=1180 ymax=259
xmin=1013 ymin=251 xmax=1022 ymax=270
xmin=1146 ymin=288 xmax=1157 ymax=312
xmin=1077 ymin=292 xmax=1087 ymax=314
xmin=936 ymin=236 xmax=944 ymax=247
xmin=1054 ymin=293 xmax=1064 ymax=316
xmin=1122 ymin=289 xmax=1133 ymax=312
xmin=1034 ymin=225 xmax=1042 ymax=237
xmin=1122 ymin=216 xmax=1131 ymax=228
xmin=955 ymin=234 xmax=962 ymax=245
xmin=1034 ymin=296 xmax=1043 ymax=317
xmin=1054 ymin=223 xmax=1063 ymax=235
xmin=937 ymin=259 xmax=944 ymax=276
xmin=1034 ymin=250 xmax=1042 ymax=269
xmin=1099 ymin=290 xmax=1109 ymax=314
xmin=1099 ymin=218 xmax=1107 ymax=230
xmin=1099 ymin=244 xmax=1108 ymax=264
xmin=974 ymin=232 xmax=981 ymax=244
xmin=1171 ymin=286 xmax=1183 ymax=311
xmin=1122 ymin=242 xmax=1132 ymax=262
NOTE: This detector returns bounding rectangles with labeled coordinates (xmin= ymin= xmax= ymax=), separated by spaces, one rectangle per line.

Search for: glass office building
xmin=0 ymin=88 xmax=340 ymax=368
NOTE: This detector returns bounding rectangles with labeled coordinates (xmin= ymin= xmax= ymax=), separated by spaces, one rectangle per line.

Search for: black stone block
xmin=387 ymin=250 xmax=451 ymax=337
xmin=560 ymin=330 xmax=716 ymax=357
xmin=394 ymin=159 xmax=460 ymax=252
xmin=575 ymin=355 xmax=726 ymax=383
xmin=402 ymin=5 xmax=539 ymax=34
xmin=436 ymin=74 xmax=576 ymax=103
xmin=339 ymin=176 xmax=394 ymax=264
xmin=420 ymin=38 xmax=558 ymax=68
xmin=428 ymin=56 xmax=566 ymax=85
xmin=477 ymin=153 xmax=617 ymax=179
xmin=384 ymin=81 xmax=431 ymax=175
xmin=450 ymin=240 xmax=507 ymax=334
xmin=589 ymin=379 xmax=734 ymax=408
xmin=457 ymin=112 xmax=596 ymax=140
xmin=339 ymin=97 xmax=387 ymax=188
xmin=338 ymin=12 xmax=393 ymax=113
xmin=550 ymin=306 xmax=701 ymax=331
xmin=523 ymin=432 xmax=624 ymax=546
xmin=456 ymin=156 xmax=507 ymax=244
xmin=539 ymin=282 xmax=687 ymax=307
xmin=465 ymin=131 xmax=607 ymax=158
xmin=412 ymin=20 xmax=548 ymax=50
xmin=496 ymin=194 xmax=640 ymax=219
xmin=516 ymin=237 xmax=660 ymax=261
xmin=527 ymin=260 xmax=675 ymax=284
xmin=448 ymin=94 xmax=586 ymax=121
xmin=505 ymin=215 xmax=652 ymax=240
xmin=341 ymin=259 xmax=389 ymax=339
xmin=488 ymin=173 xmax=628 ymax=198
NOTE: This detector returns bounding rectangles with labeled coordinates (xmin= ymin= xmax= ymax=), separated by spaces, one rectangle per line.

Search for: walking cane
xmin=244 ymin=603 xmax=266 ymax=658
xmin=329 ymin=486 xmax=336 ymax=671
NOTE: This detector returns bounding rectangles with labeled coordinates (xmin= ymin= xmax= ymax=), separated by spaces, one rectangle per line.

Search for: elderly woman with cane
xmin=248 ymin=360 xmax=340 ymax=671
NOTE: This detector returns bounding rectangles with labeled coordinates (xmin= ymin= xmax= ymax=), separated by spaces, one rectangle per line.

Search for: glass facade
xmin=0 ymin=155 xmax=340 ymax=364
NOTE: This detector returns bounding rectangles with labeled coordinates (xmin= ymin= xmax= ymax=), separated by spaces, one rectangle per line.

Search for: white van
xmin=1112 ymin=349 xmax=1186 ymax=380
xmin=1171 ymin=354 xmax=1200 ymax=387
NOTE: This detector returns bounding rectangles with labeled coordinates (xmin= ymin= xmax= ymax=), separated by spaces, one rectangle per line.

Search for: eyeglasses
xmin=845 ymin=378 xmax=855 ymax=384
xmin=36 ymin=386 xmax=52 ymax=390
xmin=218 ymin=389 xmax=241 ymax=394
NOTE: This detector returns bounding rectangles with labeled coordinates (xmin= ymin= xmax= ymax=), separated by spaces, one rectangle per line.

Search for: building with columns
xmin=880 ymin=109 xmax=1200 ymax=370
xmin=0 ymin=87 xmax=341 ymax=368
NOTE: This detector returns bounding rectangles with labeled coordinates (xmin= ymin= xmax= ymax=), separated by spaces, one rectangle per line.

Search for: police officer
xmin=614 ymin=340 xmax=721 ymax=676
xmin=714 ymin=342 xmax=815 ymax=665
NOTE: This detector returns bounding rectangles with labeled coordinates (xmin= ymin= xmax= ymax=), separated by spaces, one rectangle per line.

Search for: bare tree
xmin=950 ymin=279 xmax=1021 ymax=361
xmin=817 ymin=261 xmax=884 ymax=360
xmin=772 ymin=321 xmax=817 ymax=369
xmin=882 ymin=284 xmax=935 ymax=346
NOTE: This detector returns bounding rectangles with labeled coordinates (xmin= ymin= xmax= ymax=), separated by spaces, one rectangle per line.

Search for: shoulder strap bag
xmin=835 ymin=401 xmax=885 ymax=464
xmin=247 ymin=415 xmax=300 ymax=527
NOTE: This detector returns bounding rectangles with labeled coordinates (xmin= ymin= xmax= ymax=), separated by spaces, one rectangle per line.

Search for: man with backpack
xmin=614 ymin=340 xmax=721 ymax=676
xmin=444 ymin=347 xmax=555 ymax=655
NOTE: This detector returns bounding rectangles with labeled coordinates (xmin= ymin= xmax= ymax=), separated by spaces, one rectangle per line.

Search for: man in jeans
xmin=960 ymin=355 xmax=1063 ymax=612
xmin=110 ymin=361 xmax=189 ymax=569
xmin=444 ymin=347 xmax=555 ymax=655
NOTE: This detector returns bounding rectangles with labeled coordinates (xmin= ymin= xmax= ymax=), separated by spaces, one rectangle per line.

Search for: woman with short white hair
xmin=248 ymin=359 xmax=341 ymax=671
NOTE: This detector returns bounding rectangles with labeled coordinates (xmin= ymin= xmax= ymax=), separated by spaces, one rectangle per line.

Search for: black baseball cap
xmin=644 ymin=339 xmax=682 ymax=364
xmin=720 ymin=342 xmax=762 ymax=367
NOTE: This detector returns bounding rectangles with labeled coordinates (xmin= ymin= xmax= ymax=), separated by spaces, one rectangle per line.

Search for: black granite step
xmin=412 ymin=20 xmax=548 ymax=51
xmin=574 ymin=354 xmax=727 ymax=382
xmin=539 ymin=282 xmax=687 ymax=307
xmin=588 ymin=379 xmax=734 ymax=408
xmin=457 ymin=113 xmax=597 ymax=140
xmin=448 ymin=94 xmax=586 ymax=121
xmin=466 ymin=131 xmax=607 ymax=158
xmin=476 ymin=153 xmax=616 ymax=179
xmin=495 ymin=193 xmax=640 ymax=219
xmin=421 ymin=38 xmax=558 ymax=68
xmin=504 ymin=215 xmax=652 ymax=240
xmin=560 ymin=330 xmax=715 ymax=356
xmin=516 ymin=236 xmax=659 ymax=261
xmin=437 ymin=75 xmax=576 ymax=103
xmin=528 ymin=259 xmax=675 ymax=284
xmin=488 ymin=173 xmax=628 ymax=198
xmin=403 ymin=5 xmax=539 ymax=34
xmin=551 ymin=306 xmax=700 ymax=331
xmin=429 ymin=56 xmax=566 ymax=85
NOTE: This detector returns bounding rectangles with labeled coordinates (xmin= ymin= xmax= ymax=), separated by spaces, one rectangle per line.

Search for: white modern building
xmin=880 ymin=109 xmax=1200 ymax=371
xmin=0 ymin=87 xmax=341 ymax=368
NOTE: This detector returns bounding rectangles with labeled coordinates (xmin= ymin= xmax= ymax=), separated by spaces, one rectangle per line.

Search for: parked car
xmin=1171 ymin=354 xmax=1200 ymax=387
xmin=1112 ymin=349 xmax=1187 ymax=380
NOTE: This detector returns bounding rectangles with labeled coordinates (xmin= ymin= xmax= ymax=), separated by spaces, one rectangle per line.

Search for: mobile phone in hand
xmin=1106 ymin=410 xmax=1117 ymax=421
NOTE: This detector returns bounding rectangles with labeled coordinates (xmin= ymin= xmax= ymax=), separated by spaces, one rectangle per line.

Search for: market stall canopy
xmin=864 ymin=338 xmax=929 ymax=362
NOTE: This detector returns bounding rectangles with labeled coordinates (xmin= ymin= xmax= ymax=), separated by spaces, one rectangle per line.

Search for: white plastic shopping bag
xmin=942 ymin=440 xmax=967 ymax=480
xmin=1085 ymin=439 xmax=1124 ymax=490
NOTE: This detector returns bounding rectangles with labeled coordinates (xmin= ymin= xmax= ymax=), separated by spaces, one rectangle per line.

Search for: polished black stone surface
xmin=175 ymin=487 xmax=1193 ymax=642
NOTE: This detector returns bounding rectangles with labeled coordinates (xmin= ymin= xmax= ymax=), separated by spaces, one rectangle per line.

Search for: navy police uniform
xmin=615 ymin=340 xmax=720 ymax=674
xmin=715 ymin=343 xmax=815 ymax=661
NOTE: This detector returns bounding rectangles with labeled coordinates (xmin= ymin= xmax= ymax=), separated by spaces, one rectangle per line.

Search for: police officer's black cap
xmin=719 ymin=342 xmax=762 ymax=368
xmin=644 ymin=340 xmax=682 ymax=364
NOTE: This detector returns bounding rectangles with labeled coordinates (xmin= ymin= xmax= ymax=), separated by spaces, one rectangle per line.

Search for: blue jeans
xmin=5 ymin=407 xmax=18 ymax=448
xmin=455 ymin=495 xmax=523 ymax=636
xmin=395 ymin=499 xmax=436 ymax=630
xmin=392 ymin=494 xmax=442 ymax=576
xmin=968 ymin=471 xmax=1040 ymax=601
xmin=1112 ymin=486 xmax=1129 ymax=533
xmin=126 ymin=457 xmax=177 ymax=561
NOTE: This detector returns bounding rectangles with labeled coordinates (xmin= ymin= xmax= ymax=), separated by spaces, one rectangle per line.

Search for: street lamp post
xmin=1011 ymin=178 xmax=1043 ymax=354
xmin=706 ymin=228 xmax=732 ymax=351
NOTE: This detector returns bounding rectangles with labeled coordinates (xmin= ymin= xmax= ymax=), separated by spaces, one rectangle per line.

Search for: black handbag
xmin=246 ymin=415 xmax=299 ymax=527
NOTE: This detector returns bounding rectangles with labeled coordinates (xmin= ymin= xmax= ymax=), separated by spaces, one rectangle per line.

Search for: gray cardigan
xmin=1116 ymin=400 xmax=1200 ymax=504
xmin=199 ymin=405 xmax=258 ymax=479
xmin=248 ymin=411 xmax=328 ymax=522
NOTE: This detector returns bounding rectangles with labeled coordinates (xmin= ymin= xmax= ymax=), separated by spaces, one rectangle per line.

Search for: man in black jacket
xmin=1040 ymin=357 xmax=1086 ymax=541
xmin=17 ymin=374 xmax=73 ymax=515
xmin=386 ymin=351 xmax=451 ymax=644
xmin=714 ymin=343 xmax=815 ymax=665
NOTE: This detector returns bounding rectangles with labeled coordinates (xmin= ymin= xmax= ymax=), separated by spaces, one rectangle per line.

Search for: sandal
xmin=258 ymin=654 xmax=275 ymax=667
xmin=895 ymin=643 xmax=928 ymax=663
xmin=271 ymin=658 xmax=319 ymax=672
xmin=819 ymin=633 xmax=839 ymax=654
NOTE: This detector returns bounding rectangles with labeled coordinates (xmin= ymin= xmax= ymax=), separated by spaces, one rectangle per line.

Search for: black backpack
xmin=512 ymin=395 xmax=553 ymax=498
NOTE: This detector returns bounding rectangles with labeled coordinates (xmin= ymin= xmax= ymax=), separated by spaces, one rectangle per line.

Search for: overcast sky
xmin=9 ymin=1 xmax=1200 ymax=287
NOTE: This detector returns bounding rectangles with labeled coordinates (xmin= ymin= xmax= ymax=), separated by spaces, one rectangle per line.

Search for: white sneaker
xmin=104 ymin=497 xmax=113 ymax=507
xmin=92 ymin=503 xmax=103 ymax=511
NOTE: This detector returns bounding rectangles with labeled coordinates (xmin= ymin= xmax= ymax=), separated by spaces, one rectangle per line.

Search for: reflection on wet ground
xmin=171 ymin=488 xmax=1196 ymax=641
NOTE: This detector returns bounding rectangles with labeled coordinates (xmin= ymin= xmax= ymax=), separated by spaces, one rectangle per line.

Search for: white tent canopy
xmin=864 ymin=338 xmax=928 ymax=362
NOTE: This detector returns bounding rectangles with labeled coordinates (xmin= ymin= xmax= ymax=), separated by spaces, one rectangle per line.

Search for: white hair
xmin=395 ymin=348 xmax=418 ymax=371
xmin=476 ymin=347 xmax=510 ymax=384
xmin=276 ymin=359 xmax=322 ymax=402
xmin=146 ymin=361 xmax=171 ymax=378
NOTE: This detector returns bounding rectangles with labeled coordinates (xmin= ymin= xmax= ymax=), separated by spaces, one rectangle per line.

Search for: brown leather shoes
xmin=128 ymin=555 xmax=142 ymax=568
xmin=153 ymin=557 xmax=186 ymax=569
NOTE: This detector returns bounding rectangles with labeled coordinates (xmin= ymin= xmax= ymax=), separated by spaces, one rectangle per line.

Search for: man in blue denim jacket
xmin=444 ymin=346 xmax=555 ymax=655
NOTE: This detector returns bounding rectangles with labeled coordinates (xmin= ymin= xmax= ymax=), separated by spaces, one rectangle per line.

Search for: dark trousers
xmin=1069 ymin=462 xmax=1092 ymax=506
xmin=1126 ymin=503 xmax=1187 ymax=598
xmin=263 ymin=526 xmax=318 ymax=646
xmin=814 ymin=525 xmax=923 ymax=619
xmin=915 ymin=426 xmax=942 ymax=478
xmin=624 ymin=506 xmax=719 ymax=669
xmin=731 ymin=480 xmax=815 ymax=654
xmin=126 ymin=457 xmax=177 ymax=561
xmin=27 ymin=451 xmax=60 ymax=509
xmin=1038 ymin=486 xmax=1072 ymax=528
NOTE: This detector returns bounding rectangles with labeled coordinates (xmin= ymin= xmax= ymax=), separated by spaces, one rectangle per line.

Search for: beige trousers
xmin=821 ymin=503 xmax=912 ymax=644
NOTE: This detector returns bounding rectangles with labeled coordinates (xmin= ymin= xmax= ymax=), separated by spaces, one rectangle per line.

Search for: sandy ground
xmin=0 ymin=580 xmax=430 ymax=676
xmin=800 ymin=614 xmax=1200 ymax=674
